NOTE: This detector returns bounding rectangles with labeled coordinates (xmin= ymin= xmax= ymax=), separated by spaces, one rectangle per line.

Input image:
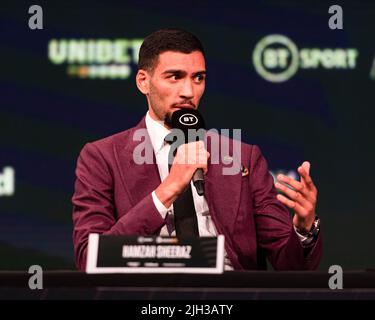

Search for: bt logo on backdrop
xmin=252 ymin=34 xmax=358 ymax=83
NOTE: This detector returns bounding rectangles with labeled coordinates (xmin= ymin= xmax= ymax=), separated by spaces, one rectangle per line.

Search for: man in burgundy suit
xmin=72 ymin=29 xmax=322 ymax=271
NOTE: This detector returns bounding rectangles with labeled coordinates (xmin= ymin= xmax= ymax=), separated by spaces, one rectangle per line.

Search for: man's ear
xmin=136 ymin=69 xmax=150 ymax=95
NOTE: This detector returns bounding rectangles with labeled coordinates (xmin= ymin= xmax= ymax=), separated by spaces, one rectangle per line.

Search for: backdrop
xmin=1 ymin=0 xmax=374 ymax=270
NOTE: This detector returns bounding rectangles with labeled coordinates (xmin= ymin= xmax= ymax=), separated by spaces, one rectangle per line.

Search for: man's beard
xmin=164 ymin=112 xmax=173 ymax=128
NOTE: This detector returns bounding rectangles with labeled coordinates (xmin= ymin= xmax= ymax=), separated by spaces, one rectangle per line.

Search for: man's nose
xmin=179 ymin=79 xmax=194 ymax=99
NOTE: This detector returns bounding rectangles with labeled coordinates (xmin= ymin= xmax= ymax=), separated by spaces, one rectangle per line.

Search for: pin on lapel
xmin=241 ymin=164 xmax=249 ymax=177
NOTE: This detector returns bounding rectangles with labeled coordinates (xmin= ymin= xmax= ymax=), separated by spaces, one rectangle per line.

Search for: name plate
xmin=86 ymin=234 xmax=224 ymax=274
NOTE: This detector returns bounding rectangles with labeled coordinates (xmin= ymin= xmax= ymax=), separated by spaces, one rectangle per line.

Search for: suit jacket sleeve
xmin=250 ymin=145 xmax=322 ymax=270
xmin=72 ymin=142 xmax=165 ymax=270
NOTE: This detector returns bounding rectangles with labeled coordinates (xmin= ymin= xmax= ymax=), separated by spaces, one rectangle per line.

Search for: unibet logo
xmin=253 ymin=34 xmax=358 ymax=82
xmin=48 ymin=39 xmax=143 ymax=80
xmin=179 ymin=114 xmax=198 ymax=126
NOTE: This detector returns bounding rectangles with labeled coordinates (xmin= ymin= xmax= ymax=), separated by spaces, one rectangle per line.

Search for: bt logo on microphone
xmin=179 ymin=114 xmax=198 ymax=126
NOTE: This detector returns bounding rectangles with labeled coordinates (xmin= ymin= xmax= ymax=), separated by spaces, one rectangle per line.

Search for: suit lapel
xmin=114 ymin=117 xmax=161 ymax=206
xmin=205 ymin=136 xmax=242 ymax=236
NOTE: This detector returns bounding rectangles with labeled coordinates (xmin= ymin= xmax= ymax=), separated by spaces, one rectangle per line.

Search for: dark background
xmin=0 ymin=0 xmax=374 ymax=270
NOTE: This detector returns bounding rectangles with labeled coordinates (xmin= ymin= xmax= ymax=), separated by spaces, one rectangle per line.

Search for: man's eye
xmin=195 ymin=75 xmax=205 ymax=82
xmin=169 ymin=75 xmax=180 ymax=80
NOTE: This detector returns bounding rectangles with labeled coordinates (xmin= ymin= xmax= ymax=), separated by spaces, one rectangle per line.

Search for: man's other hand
xmin=274 ymin=161 xmax=318 ymax=233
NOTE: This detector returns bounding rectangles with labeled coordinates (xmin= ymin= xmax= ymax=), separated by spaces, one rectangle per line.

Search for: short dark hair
xmin=138 ymin=28 xmax=205 ymax=72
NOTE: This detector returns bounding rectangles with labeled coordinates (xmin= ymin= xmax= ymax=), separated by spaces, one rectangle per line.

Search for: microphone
xmin=170 ymin=108 xmax=206 ymax=196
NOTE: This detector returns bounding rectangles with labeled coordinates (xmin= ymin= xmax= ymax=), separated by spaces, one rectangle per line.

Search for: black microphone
xmin=170 ymin=108 xmax=206 ymax=196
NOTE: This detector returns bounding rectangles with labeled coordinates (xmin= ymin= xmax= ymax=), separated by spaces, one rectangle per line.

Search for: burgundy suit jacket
xmin=72 ymin=117 xmax=322 ymax=271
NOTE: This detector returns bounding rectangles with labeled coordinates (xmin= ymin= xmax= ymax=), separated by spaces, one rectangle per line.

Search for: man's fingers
xmin=297 ymin=164 xmax=316 ymax=192
xmin=277 ymin=174 xmax=308 ymax=197
xmin=276 ymin=194 xmax=308 ymax=217
xmin=302 ymin=161 xmax=310 ymax=175
xmin=275 ymin=182 xmax=310 ymax=207
xmin=176 ymin=142 xmax=209 ymax=166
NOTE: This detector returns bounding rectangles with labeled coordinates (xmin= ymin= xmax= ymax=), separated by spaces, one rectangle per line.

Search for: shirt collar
xmin=145 ymin=111 xmax=171 ymax=154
